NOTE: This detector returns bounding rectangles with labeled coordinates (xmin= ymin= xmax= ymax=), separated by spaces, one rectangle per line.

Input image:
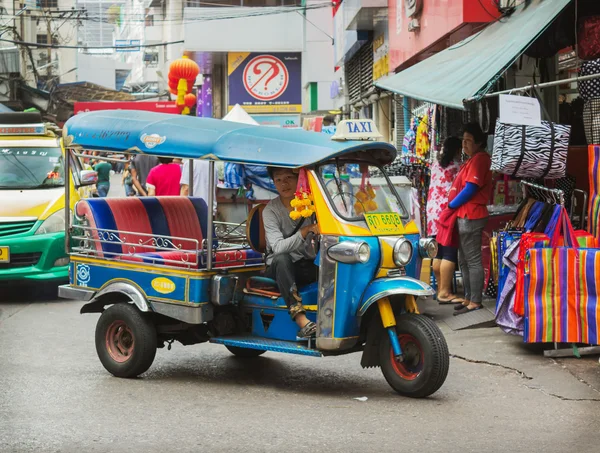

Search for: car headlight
xmin=393 ymin=238 xmax=413 ymax=267
xmin=327 ymin=241 xmax=370 ymax=264
xmin=419 ymin=237 xmax=439 ymax=259
xmin=35 ymin=210 xmax=70 ymax=235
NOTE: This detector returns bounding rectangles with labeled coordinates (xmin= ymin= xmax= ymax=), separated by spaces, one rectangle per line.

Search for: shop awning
xmin=374 ymin=0 xmax=572 ymax=110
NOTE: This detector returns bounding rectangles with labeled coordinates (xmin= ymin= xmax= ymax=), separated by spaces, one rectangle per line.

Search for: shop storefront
xmin=376 ymin=0 xmax=600 ymax=350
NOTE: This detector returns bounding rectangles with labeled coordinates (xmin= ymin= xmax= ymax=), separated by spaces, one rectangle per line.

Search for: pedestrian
xmin=180 ymin=159 xmax=218 ymax=216
xmin=146 ymin=157 xmax=182 ymax=196
xmin=122 ymin=160 xmax=136 ymax=197
xmin=93 ymin=158 xmax=112 ymax=198
xmin=450 ymin=123 xmax=493 ymax=315
xmin=426 ymin=137 xmax=462 ymax=305
xmin=130 ymin=154 xmax=159 ymax=196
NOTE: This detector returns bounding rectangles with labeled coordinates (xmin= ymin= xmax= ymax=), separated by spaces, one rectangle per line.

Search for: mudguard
xmin=79 ymin=281 xmax=150 ymax=314
xmin=357 ymin=277 xmax=434 ymax=316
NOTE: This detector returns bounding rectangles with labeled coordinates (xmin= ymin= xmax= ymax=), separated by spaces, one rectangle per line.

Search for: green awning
xmin=375 ymin=0 xmax=572 ymax=110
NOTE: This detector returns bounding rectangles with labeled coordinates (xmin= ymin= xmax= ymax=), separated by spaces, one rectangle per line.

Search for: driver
xmin=263 ymin=167 xmax=319 ymax=338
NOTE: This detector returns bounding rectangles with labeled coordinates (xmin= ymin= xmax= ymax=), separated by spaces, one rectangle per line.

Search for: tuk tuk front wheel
xmin=95 ymin=303 xmax=157 ymax=378
xmin=379 ymin=314 xmax=449 ymax=398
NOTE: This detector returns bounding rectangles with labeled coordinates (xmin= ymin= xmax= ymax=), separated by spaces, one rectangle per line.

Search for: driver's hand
xmin=301 ymin=223 xmax=319 ymax=238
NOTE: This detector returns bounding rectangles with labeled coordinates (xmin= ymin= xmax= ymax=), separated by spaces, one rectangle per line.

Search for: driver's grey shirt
xmin=263 ymin=197 xmax=316 ymax=265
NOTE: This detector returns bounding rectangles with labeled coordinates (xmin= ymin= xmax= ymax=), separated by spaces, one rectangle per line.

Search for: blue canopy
xmin=64 ymin=110 xmax=396 ymax=167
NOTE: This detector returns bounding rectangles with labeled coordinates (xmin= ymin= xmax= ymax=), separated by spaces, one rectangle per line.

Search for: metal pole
xmin=188 ymin=159 xmax=194 ymax=196
xmin=64 ymin=148 xmax=71 ymax=255
xmin=206 ymin=160 xmax=215 ymax=270
xmin=466 ymin=73 xmax=600 ymax=102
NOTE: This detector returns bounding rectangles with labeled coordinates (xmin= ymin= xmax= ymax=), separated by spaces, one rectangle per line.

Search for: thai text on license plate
xmin=364 ymin=213 xmax=404 ymax=235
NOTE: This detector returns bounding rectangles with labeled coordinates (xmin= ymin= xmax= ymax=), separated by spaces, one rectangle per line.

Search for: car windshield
xmin=317 ymin=162 xmax=409 ymax=221
xmin=0 ymin=147 xmax=65 ymax=189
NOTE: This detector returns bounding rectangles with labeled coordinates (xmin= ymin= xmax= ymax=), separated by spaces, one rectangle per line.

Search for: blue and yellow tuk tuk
xmin=59 ymin=110 xmax=448 ymax=398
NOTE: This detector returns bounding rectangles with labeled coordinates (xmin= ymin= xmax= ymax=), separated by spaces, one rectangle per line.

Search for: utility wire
xmin=0 ymin=36 xmax=184 ymax=49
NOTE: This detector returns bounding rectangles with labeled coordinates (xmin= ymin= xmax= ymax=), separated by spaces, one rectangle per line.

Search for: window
xmin=145 ymin=8 xmax=154 ymax=26
xmin=77 ymin=0 xmax=124 ymax=53
xmin=36 ymin=34 xmax=48 ymax=45
xmin=39 ymin=0 xmax=58 ymax=8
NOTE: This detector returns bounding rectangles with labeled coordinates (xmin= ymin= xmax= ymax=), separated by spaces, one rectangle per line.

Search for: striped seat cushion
xmin=75 ymin=197 xmax=210 ymax=257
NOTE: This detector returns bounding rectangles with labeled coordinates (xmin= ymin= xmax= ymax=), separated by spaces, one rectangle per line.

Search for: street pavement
xmin=1 ymin=288 xmax=599 ymax=453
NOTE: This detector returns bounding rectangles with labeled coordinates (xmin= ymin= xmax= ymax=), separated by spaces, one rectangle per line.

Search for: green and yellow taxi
xmin=0 ymin=112 xmax=96 ymax=285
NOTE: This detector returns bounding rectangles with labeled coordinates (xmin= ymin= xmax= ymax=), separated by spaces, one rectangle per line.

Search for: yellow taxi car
xmin=0 ymin=112 xmax=96 ymax=285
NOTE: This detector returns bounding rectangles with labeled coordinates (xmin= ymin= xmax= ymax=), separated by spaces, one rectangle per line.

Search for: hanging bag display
xmin=491 ymin=88 xmax=571 ymax=180
xmin=578 ymin=59 xmax=600 ymax=101
xmin=577 ymin=16 xmax=600 ymax=61
xmin=523 ymin=207 xmax=583 ymax=343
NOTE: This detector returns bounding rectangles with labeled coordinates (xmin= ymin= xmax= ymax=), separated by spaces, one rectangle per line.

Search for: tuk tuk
xmin=58 ymin=110 xmax=449 ymax=398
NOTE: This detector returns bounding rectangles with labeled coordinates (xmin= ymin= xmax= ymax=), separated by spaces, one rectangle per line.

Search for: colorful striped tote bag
xmin=578 ymin=249 xmax=600 ymax=345
xmin=523 ymin=207 xmax=582 ymax=343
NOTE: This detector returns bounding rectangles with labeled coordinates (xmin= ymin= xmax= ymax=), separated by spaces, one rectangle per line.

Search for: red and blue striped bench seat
xmin=75 ymin=197 xmax=262 ymax=269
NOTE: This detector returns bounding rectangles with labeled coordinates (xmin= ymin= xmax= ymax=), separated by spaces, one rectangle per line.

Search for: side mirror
xmin=79 ymin=170 xmax=98 ymax=187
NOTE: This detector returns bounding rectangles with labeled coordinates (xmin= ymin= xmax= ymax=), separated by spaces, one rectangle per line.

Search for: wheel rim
xmin=105 ymin=320 xmax=135 ymax=363
xmin=390 ymin=334 xmax=423 ymax=381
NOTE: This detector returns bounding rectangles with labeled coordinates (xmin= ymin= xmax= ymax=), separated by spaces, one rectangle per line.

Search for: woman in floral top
xmin=426 ymin=137 xmax=462 ymax=304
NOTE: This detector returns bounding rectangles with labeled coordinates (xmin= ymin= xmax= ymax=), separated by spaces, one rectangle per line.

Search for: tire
xmin=225 ymin=346 xmax=266 ymax=358
xmin=379 ymin=314 xmax=449 ymax=398
xmin=95 ymin=303 xmax=157 ymax=378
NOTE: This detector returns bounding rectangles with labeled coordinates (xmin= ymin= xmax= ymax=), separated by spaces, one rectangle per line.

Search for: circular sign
xmin=243 ymin=55 xmax=289 ymax=101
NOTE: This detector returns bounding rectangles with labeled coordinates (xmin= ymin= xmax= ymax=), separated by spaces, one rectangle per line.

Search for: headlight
xmin=327 ymin=241 xmax=370 ymax=264
xmin=35 ymin=210 xmax=70 ymax=235
xmin=419 ymin=238 xmax=439 ymax=259
xmin=393 ymin=238 xmax=413 ymax=266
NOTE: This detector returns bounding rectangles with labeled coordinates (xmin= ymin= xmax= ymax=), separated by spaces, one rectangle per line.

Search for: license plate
xmin=0 ymin=246 xmax=9 ymax=263
xmin=364 ymin=213 xmax=405 ymax=236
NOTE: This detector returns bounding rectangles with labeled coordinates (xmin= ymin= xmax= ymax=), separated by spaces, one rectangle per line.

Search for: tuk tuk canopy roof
xmin=64 ymin=110 xmax=397 ymax=167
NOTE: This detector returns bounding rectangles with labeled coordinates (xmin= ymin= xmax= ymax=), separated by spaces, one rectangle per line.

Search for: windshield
xmin=0 ymin=147 xmax=65 ymax=189
xmin=318 ymin=162 xmax=409 ymax=221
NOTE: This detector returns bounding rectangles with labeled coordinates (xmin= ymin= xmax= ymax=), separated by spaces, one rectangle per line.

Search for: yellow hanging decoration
xmin=354 ymin=182 xmax=378 ymax=214
xmin=289 ymin=169 xmax=315 ymax=220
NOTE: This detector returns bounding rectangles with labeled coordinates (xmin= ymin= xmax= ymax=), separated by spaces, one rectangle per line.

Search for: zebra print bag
xmin=491 ymin=120 xmax=571 ymax=179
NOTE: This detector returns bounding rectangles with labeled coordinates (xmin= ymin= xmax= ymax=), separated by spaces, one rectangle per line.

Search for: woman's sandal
xmin=438 ymin=297 xmax=465 ymax=305
xmin=298 ymin=321 xmax=317 ymax=338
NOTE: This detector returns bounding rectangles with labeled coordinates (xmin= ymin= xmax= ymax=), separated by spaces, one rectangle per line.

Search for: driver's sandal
xmin=298 ymin=321 xmax=317 ymax=338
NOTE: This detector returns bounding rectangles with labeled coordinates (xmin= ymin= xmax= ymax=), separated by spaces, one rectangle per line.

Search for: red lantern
xmin=168 ymin=56 xmax=199 ymax=84
xmin=184 ymin=93 xmax=197 ymax=108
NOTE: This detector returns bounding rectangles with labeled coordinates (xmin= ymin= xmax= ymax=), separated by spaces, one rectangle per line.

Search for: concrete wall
xmin=183 ymin=7 xmax=304 ymax=52
xmin=302 ymin=0 xmax=335 ymax=112
xmin=77 ymin=53 xmax=132 ymax=90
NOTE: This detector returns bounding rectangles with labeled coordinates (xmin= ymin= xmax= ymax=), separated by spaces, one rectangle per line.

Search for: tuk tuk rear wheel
xmin=225 ymin=346 xmax=266 ymax=358
xmin=379 ymin=314 xmax=449 ymax=398
xmin=95 ymin=303 xmax=157 ymax=378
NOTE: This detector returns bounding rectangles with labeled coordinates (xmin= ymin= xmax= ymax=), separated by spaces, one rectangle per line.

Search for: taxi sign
xmin=331 ymin=119 xmax=383 ymax=141
xmin=364 ymin=212 xmax=405 ymax=235
xmin=0 ymin=124 xmax=46 ymax=135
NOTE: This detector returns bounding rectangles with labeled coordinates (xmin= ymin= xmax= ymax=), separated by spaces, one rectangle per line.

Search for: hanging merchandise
xmin=491 ymin=120 xmax=571 ymax=179
xmin=577 ymin=15 xmax=600 ymax=61
xmin=523 ymin=207 xmax=600 ymax=344
xmin=578 ymin=59 xmax=600 ymax=100
xmin=415 ymin=114 xmax=430 ymax=161
xmin=401 ymin=118 xmax=417 ymax=164
xmin=588 ymin=145 xmax=600 ymax=241
xmin=495 ymin=239 xmax=524 ymax=336
xmin=583 ymin=98 xmax=600 ymax=145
